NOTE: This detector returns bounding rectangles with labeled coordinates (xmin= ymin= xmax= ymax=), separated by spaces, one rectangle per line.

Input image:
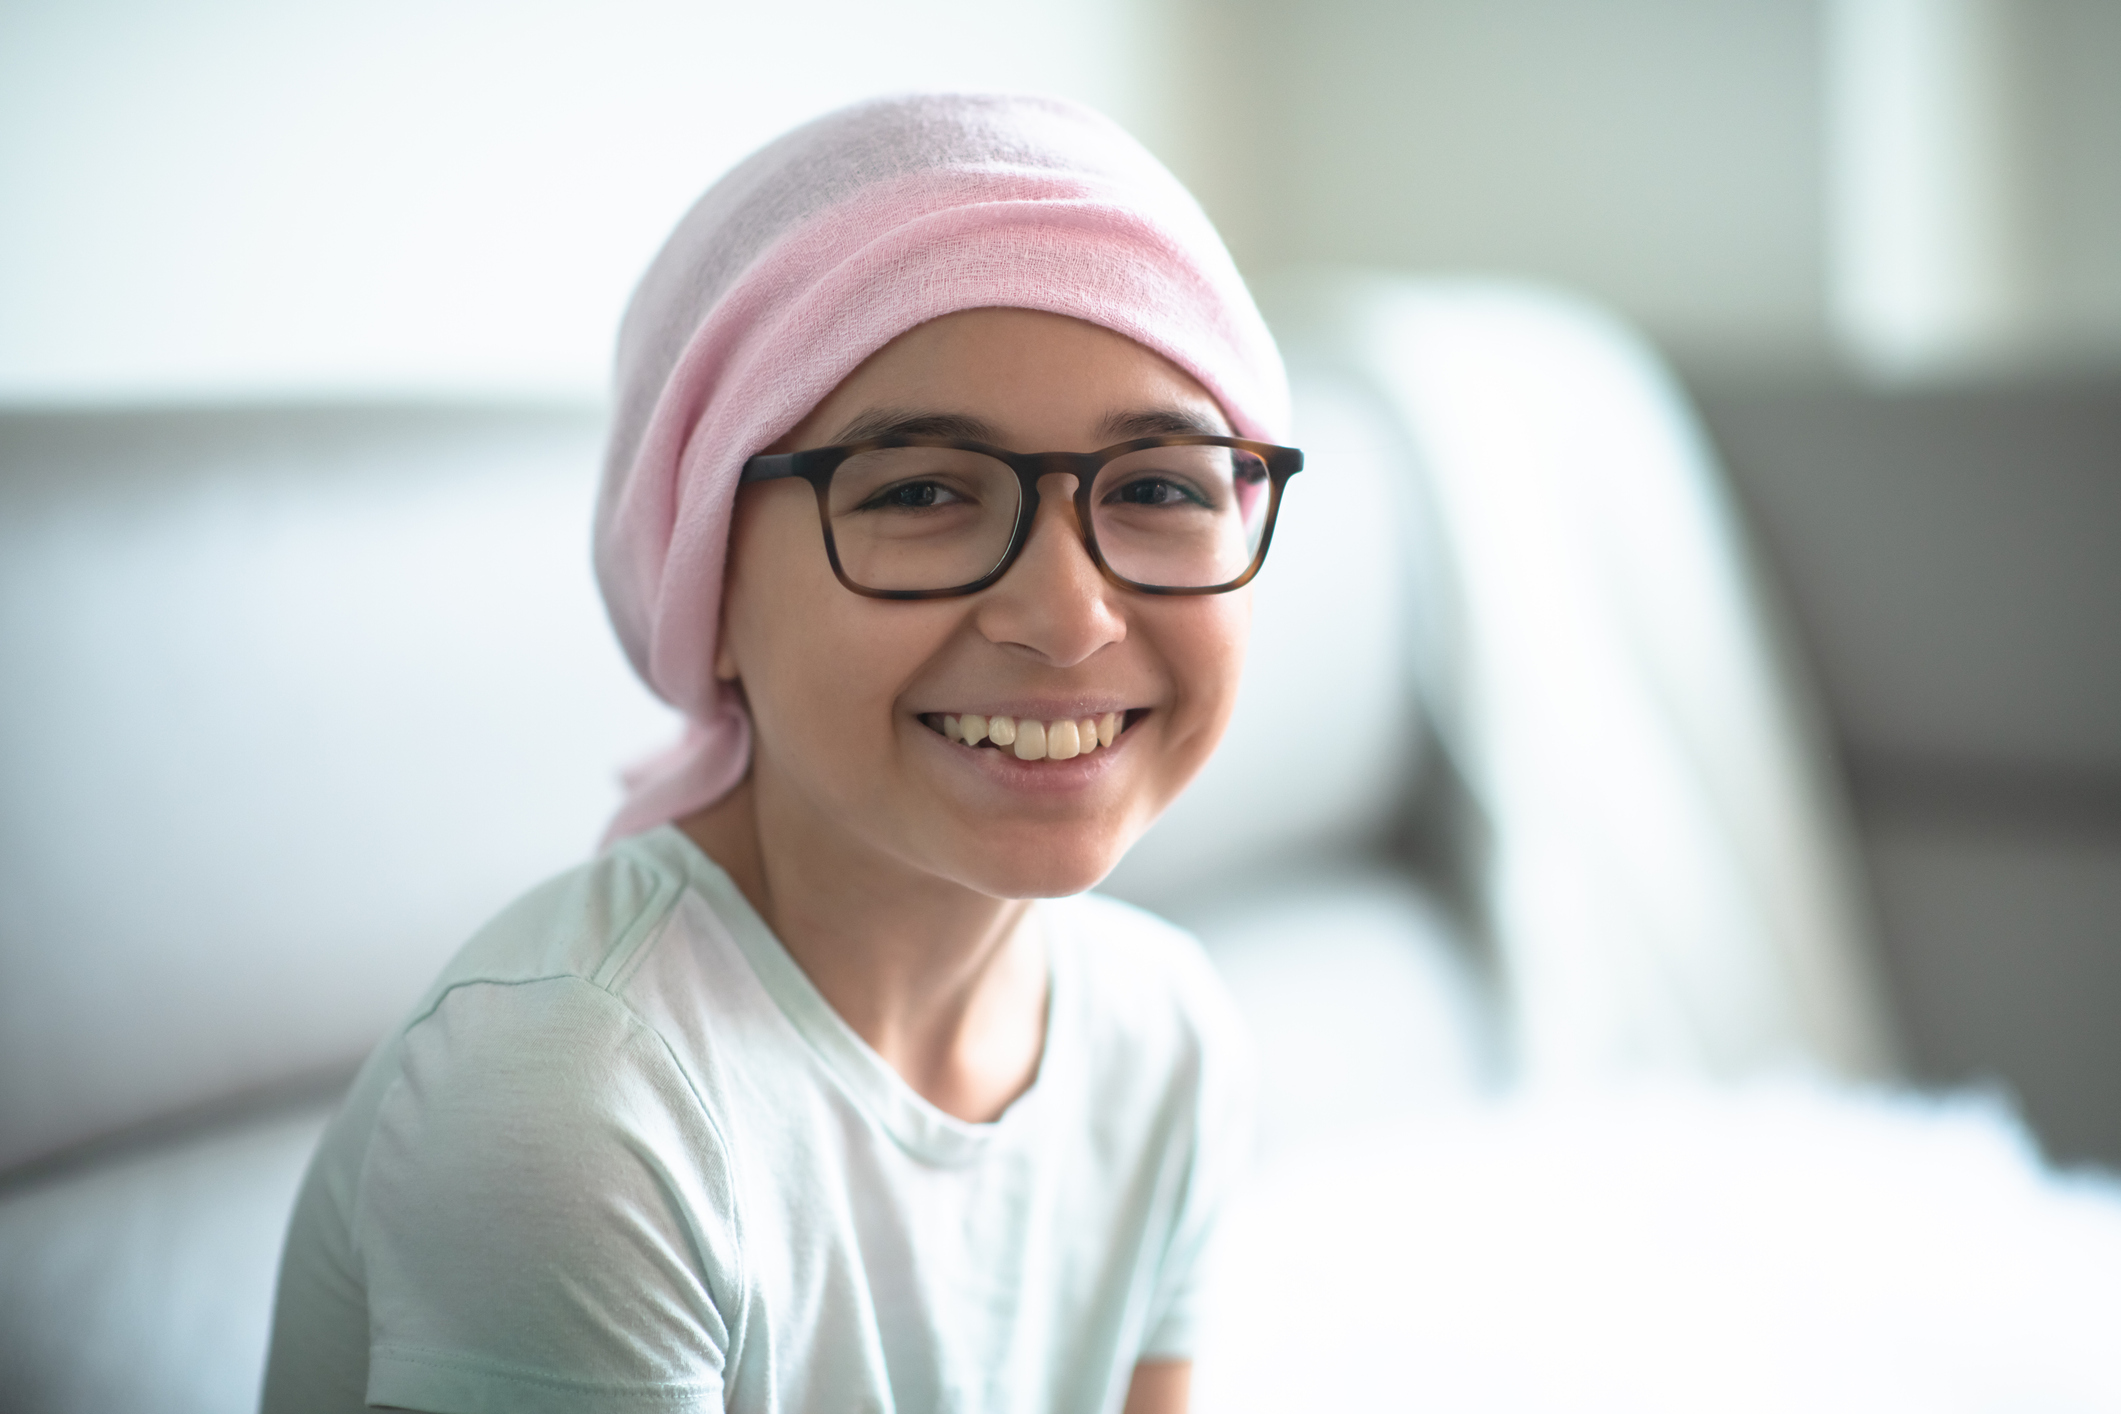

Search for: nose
xmin=972 ymin=473 xmax=1126 ymax=667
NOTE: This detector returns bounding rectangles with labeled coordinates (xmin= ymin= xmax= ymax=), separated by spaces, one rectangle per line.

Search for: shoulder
xmin=419 ymin=827 xmax=698 ymax=1000
xmin=387 ymin=974 xmax=702 ymax=1143
xmin=1050 ymin=893 xmax=1241 ymax=1024
xmin=1045 ymin=892 xmax=1252 ymax=1093
xmin=342 ymin=981 xmax=743 ymax=1403
xmin=335 ymin=830 xmax=746 ymax=1276
xmin=372 ymin=829 xmax=742 ymax=1201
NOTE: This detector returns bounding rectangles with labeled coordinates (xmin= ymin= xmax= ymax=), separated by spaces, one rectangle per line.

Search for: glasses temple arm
xmin=738 ymin=453 xmax=805 ymax=483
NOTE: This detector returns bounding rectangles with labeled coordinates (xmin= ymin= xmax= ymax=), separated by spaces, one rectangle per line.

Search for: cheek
xmin=720 ymin=493 xmax=879 ymax=747
xmin=720 ymin=524 xmax=956 ymax=764
xmin=1154 ymin=593 xmax=1252 ymax=751
xmin=730 ymin=592 xmax=910 ymax=752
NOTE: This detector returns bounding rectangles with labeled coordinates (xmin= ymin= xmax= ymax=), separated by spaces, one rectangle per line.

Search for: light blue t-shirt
xmin=262 ymin=825 xmax=1249 ymax=1414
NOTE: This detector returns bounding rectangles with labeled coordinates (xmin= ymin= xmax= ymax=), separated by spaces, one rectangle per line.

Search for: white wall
xmin=0 ymin=0 xmax=1161 ymax=401
xmin=11 ymin=0 xmax=2117 ymax=398
xmin=1166 ymin=0 xmax=1832 ymax=364
xmin=1827 ymin=0 xmax=2121 ymax=375
xmin=1163 ymin=0 xmax=2121 ymax=375
xmin=2024 ymin=0 xmax=2121 ymax=355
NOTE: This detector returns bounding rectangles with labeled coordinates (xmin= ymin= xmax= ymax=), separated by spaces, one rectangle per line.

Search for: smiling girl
xmin=263 ymin=94 xmax=1298 ymax=1414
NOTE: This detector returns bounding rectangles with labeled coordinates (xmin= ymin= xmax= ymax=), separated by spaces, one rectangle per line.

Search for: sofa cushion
xmin=0 ymin=1100 xmax=335 ymax=1414
xmin=0 ymin=407 xmax=673 ymax=1172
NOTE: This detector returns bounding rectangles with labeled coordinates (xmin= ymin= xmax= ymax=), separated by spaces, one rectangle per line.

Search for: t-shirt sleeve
xmin=352 ymin=976 xmax=743 ymax=1414
xmin=1136 ymin=939 xmax=1258 ymax=1362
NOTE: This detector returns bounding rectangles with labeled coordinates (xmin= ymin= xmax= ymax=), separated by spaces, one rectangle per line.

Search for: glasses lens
xmin=1090 ymin=443 xmax=1274 ymax=589
xmin=825 ymin=447 xmax=1021 ymax=591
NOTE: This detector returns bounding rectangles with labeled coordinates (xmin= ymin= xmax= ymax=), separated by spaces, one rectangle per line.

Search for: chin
xmin=943 ymin=829 xmax=1135 ymax=901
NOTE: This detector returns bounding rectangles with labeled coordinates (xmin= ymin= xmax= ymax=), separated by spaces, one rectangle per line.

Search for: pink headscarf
xmin=594 ymin=92 xmax=1289 ymax=844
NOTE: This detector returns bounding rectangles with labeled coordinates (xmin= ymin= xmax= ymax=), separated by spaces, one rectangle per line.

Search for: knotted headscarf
xmin=595 ymin=92 xmax=1289 ymax=844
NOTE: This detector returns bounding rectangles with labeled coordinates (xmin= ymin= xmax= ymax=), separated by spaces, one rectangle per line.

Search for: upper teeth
xmin=939 ymin=712 xmax=1122 ymax=761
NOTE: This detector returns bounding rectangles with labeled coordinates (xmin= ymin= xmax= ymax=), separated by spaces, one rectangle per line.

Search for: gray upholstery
xmin=0 ymin=407 xmax=673 ymax=1173
xmin=0 ymin=1105 xmax=333 ymax=1414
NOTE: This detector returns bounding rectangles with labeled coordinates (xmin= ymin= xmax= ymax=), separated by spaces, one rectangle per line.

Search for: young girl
xmin=263 ymin=92 xmax=1299 ymax=1414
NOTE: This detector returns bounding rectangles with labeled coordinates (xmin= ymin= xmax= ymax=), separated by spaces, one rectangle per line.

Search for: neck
xmin=679 ymin=773 xmax=1047 ymax=1124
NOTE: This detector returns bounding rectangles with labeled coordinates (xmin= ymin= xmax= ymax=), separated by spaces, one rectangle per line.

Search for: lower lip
xmin=921 ymin=721 xmax=1133 ymax=793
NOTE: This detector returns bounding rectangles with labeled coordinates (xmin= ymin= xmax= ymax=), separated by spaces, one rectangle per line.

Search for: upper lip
xmin=914 ymin=700 xmax=1139 ymax=720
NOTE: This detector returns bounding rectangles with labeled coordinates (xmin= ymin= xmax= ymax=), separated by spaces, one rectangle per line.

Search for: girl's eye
xmin=1109 ymin=476 xmax=1206 ymax=508
xmin=864 ymin=480 xmax=964 ymax=511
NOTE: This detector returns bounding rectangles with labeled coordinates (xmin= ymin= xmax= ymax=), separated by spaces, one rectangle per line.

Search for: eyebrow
xmin=830 ymin=409 xmax=1000 ymax=443
xmin=829 ymin=406 xmax=1231 ymax=446
xmin=1098 ymin=407 xmax=1230 ymax=440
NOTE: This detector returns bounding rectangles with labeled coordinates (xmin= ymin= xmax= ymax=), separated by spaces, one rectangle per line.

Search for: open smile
xmin=920 ymin=709 xmax=1148 ymax=761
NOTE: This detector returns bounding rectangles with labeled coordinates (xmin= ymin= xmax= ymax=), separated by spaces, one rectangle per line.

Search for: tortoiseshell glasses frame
xmin=738 ymin=434 xmax=1304 ymax=601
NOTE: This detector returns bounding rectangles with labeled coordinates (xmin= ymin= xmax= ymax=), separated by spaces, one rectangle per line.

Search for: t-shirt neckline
xmin=641 ymin=824 xmax=1069 ymax=1167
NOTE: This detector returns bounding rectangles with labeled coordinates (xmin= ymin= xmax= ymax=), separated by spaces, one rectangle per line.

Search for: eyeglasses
xmin=739 ymin=434 xmax=1303 ymax=599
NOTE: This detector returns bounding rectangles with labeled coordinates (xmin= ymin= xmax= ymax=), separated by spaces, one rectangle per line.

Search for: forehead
xmin=791 ymin=308 xmax=1231 ymax=451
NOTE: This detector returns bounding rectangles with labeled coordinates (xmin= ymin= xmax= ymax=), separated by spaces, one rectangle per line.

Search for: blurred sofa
xmin=0 ymin=276 xmax=1903 ymax=1413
